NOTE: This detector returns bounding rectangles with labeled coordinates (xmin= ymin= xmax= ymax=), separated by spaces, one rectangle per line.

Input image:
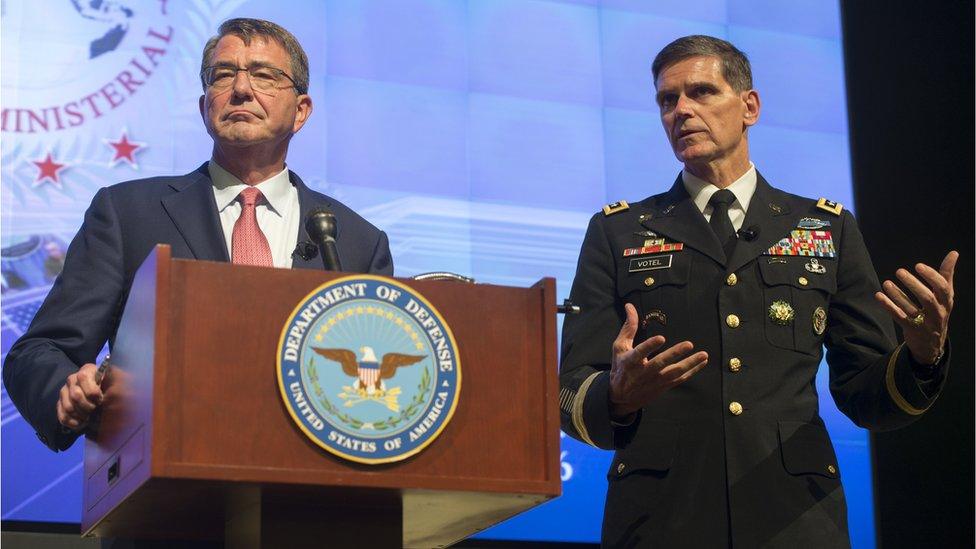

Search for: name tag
xmin=629 ymin=254 xmax=672 ymax=272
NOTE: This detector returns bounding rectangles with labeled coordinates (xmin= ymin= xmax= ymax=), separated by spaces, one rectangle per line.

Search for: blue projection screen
xmin=1 ymin=1 xmax=870 ymax=546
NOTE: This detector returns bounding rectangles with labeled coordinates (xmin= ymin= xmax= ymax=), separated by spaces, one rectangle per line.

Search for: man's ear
xmin=743 ymin=89 xmax=761 ymax=128
xmin=292 ymin=94 xmax=313 ymax=134
xmin=199 ymin=94 xmax=206 ymax=122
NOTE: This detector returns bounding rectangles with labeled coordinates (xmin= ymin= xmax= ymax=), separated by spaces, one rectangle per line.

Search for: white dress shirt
xmin=209 ymin=160 xmax=300 ymax=268
xmin=681 ymin=163 xmax=758 ymax=232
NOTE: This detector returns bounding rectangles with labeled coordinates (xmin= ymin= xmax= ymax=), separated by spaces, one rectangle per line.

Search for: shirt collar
xmin=208 ymin=160 xmax=292 ymax=216
xmin=682 ymin=163 xmax=758 ymax=214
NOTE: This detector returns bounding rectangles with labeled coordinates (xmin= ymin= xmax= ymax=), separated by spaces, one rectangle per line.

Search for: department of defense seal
xmin=277 ymin=275 xmax=461 ymax=464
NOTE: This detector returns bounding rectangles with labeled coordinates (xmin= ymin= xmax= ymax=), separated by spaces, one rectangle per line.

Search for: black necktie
xmin=708 ymin=189 xmax=738 ymax=259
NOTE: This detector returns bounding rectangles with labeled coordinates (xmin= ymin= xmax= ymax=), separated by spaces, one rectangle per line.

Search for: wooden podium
xmin=82 ymin=245 xmax=561 ymax=548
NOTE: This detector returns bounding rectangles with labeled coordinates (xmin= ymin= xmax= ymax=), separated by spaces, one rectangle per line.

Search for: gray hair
xmin=200 ymin=18 xmax=309 ymax=95
xmin=652 ymin=35 xmax=753 ymax=92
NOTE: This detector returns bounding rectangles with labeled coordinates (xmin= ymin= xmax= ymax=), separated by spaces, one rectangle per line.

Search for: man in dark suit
xmin=558 ymin=35 xmax=957 ymax=547
xmin=3 ymin=18 xmax=392 ymax=453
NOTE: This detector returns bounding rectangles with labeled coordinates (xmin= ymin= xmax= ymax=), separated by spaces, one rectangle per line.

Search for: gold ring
xmin=910 ymin=313 xmax=925 ymax=326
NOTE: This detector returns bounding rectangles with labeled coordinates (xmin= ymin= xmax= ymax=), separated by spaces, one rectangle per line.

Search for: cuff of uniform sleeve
xmin=886 ymin=342 xmax=949 ymax=415
xmin=610 ymin=409 xmax=642 ymax=449
xmin=571 ymin=371 xmax=617 ymax=449
xmin=907 ymin=339 xmax=951 ymax=376
xmin=909 ymin=339 xmax=951 ymax=399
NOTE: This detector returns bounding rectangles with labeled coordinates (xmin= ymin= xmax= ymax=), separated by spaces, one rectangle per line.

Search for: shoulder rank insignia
xmin=816 ymin=198 xmax=843 ymax=216
xmin=603 ymin=201 xmax=629 ymax=216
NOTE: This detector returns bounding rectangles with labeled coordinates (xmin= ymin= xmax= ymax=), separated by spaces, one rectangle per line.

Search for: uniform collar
xmin=208 ymin=160 xmax=292 ymax=216
xmin=682 ymin=162 xmax=757 ymax=214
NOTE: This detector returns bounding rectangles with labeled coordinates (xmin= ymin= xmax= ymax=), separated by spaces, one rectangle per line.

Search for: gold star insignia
xmin=386 ymin=311 xmax=395 ymax=319
xmin=314 ymin=334 xmax=323 ymax=342
xmin=395 ymin=317 xmax=404 ymax=325
xmin=328 ymin=317 xmax=337 ymax=326
xmin=356 ymin=306 xmax=364 ymax=314
xmin=415 ymin=342 xmax=424 ymax=350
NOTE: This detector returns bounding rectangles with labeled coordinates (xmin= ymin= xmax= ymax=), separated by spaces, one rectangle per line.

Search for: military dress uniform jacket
xmin=558 ymin=174 xmax=948 ymax=548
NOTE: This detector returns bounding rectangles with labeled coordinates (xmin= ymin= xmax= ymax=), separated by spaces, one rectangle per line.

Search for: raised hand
xmin=608 ymin=303 xmax=708 ymax=419
xmin=875 ymin=250 xmax=958 ymax=364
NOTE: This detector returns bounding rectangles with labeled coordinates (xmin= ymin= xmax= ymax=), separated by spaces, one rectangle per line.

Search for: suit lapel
xmin=291 ymin=171 xmax=333 ymax=271
xmin=726 ymin=173 xmax=797 ymax=273
xmin=639 ymin=176 xmax=727 ymax=266
xmin=160 ymin=164 xmax=229 ymax=262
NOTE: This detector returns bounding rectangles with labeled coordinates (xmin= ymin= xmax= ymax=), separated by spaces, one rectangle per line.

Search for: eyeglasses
xmin=202 ymin=65 xmax=301 ymax=96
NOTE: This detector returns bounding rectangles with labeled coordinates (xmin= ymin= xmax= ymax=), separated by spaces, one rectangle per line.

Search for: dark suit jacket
xmin=558 ymin=174 xmax=948 ymax=548
xmin=3 ymin=164 xmax=393 ymax=452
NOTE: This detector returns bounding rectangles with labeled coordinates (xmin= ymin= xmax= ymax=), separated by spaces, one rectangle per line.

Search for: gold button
xmin=729 ymin=401 xmax=743 ymax=415
xmin=726 ymin=314 xmax=740 ymax=328
xmin=617 ymin=463 xmax=626 ymax=474
xmin=728 ymin=357 xmax=742 ymax=372
xmin=644 ymin=277 xmax=655 ymax=287
xmin=798 ymin=276 xmax=809 ymax=286
xmin=726 ymin=273 xmax=738 ymax=286
xmin=827 ymin=465 xmax=837 ymax=474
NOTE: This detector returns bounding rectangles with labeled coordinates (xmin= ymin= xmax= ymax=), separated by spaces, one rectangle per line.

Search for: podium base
xmin=225 ymin=485 xmax=402 ymax=549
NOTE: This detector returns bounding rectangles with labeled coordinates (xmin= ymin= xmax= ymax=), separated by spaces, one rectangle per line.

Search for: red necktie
xmin=232 ymin=187 xmax=273 ymax=267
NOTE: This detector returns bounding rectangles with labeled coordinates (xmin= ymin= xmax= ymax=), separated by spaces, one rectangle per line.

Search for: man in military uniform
xmin=559 ymin=35 xmax=957 ymax=548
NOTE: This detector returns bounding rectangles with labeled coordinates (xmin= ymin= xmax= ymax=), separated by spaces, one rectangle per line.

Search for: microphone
xmin=304 ymin=209 xmax=342 ymax=271
xmin=737 ymin=225 xmax=760 ymax=241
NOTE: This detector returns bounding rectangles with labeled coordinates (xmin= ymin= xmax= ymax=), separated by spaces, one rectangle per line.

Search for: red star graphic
xmin=106 ymin=131 xmax=146 ymax=167
xmin=32 ymin=152 xmax=67 ymax=187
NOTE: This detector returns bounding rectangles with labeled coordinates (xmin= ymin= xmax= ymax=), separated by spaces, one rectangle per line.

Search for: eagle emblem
xmin=312 ymin=346 xmax=425 ymax=412
xmin=277 ymin=275 xmax=460 ymax=464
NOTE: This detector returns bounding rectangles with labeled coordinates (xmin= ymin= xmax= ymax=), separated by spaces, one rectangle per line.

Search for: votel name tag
xmin=629 ymin=254 xmax=673 ymax=272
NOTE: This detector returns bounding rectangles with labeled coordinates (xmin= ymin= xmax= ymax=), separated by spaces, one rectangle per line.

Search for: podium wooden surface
xmin=82 ymin=245 xmax=561 ymax=548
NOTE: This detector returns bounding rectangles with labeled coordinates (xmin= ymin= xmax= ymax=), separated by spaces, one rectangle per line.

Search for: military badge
xmin=764 ymin=230 xmax=836 ymax=258
xmin=805 ymin=258 xmax=827 ymax=274
xmin=768 ymin=300 xmax=795 ymax=325
xmin=277 ymin=275 xmax=461 ymax=464
xmin=797 ymin=217 xmax=831 ymax=230
xmin=641 ymin=309 xmax=667 ymax=328
xmin=633 ymin=230 xmax=659 ymax=238
xmin=813 ymin=307 xmax=827 ymax=335
xmin=816 ymin=198 xmax=843 ymax=216
xmin=603 ymin=201 xmax=629 ymax=216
